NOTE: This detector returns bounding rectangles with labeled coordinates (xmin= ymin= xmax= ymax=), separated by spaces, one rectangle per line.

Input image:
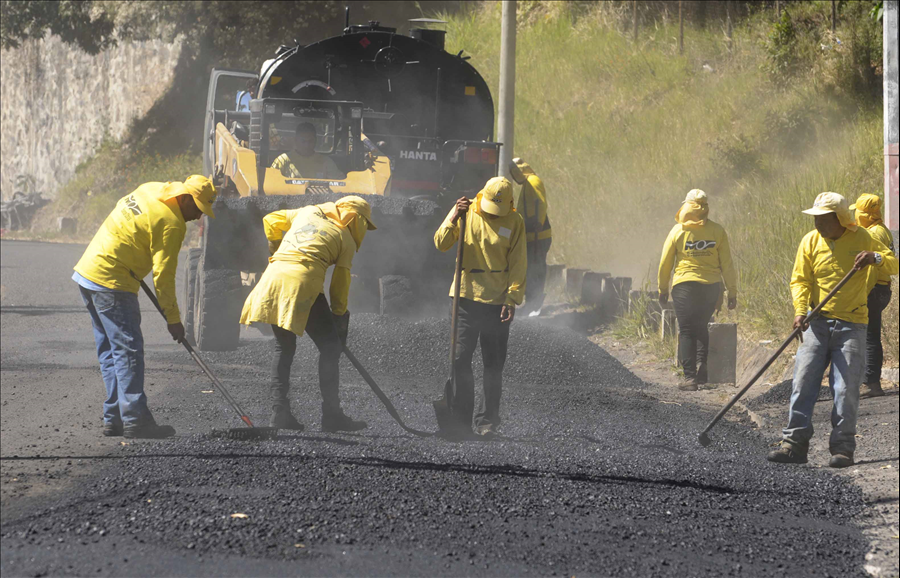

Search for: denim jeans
xmin=79 ymin=286 xmax=150 ymax=426
xmin=783 ymin=316 xmax=867 ymax=455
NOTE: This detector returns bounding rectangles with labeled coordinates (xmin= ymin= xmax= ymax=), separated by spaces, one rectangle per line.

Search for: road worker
xmin=240 ymin=196 xmax=375 ymax=432
xmin=434 ymin=177 xmax=527 ymax=436
xmin=72 ymin=176 xmax=216 ymax=438
xmin=271 ymin=122 xmax=344 ymax=180
xmin=658 ymin=189 xmax=738 ymax=391
xmin=768 ymin=192 xmax=898 ymax=468
xmin=851 ymin=194 xmax=895 ymax=399
xmin=509 ymin=157 xmax=552 ymax=316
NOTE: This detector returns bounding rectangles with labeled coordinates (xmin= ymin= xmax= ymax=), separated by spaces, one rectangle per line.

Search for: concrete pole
xmin=884 ymin=0 xmax=899 ymax=237
xmin=498 ymin=0 xmax=516 ymax=181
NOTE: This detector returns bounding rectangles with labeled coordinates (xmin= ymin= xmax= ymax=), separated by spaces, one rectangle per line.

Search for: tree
xmin=1 ymin=1 xmax=114 ymax=54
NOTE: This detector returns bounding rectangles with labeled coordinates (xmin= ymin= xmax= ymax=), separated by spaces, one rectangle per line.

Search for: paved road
xmin=0 ymin=240 xmax=872 ymax=577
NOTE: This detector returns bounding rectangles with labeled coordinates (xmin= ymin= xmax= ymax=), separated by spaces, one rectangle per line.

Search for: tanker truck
xmin=186 ymin=14 xmax=500 ymax=350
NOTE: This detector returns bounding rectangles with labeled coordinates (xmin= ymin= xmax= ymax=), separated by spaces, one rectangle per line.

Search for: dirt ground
xmin=0 ymin=239 xmax=894 ymax=577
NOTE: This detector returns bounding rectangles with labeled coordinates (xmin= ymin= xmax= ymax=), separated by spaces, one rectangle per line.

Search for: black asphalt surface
xmin=0 ymin=240 xmax=869 ymax=577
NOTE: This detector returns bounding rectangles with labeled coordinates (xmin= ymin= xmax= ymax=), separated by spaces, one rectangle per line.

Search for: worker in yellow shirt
xmin=851 ymin=194 xmax=896 ymax=399
xmin=509 ymin=157 xmax=551 ymax=316
xmin=240 ymin=196 xmax=376 ymax=432
xmin=434 ymin=177 xmax=527 ymax=436
xmin=768 ymin=192 xmax=898 ymax=468
xmin=658 ymin=189 xmax=738 ymax=390
xmin=72 ymin=176 xmax=217 ymax=439
xmin=271 ymin=122 xmax=344 ymax=180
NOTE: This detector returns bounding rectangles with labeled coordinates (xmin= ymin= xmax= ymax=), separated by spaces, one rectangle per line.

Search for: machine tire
xmin=181 ymin=248 xmax=201 ymax=346
xmin=193 ymin=259 xmax=243 ymax=351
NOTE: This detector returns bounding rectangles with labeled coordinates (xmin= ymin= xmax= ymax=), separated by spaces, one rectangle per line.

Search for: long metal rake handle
xmin=137 ymin=279 xmax=256 ymax=429
xmin=698 ymin=266 xmax=860 ymax=445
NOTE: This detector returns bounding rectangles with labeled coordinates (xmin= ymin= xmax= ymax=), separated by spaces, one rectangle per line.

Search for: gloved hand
xmin=333 ymin=311 xmax=350 ymax=345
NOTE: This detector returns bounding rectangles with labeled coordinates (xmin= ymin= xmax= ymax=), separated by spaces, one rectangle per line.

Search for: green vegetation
xmin=441 ymin=1 xmax=892 ymax=354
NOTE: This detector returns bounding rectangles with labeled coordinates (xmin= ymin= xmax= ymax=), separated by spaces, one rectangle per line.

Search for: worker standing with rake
xmin=434 ymin=177 xmax=527 ymax=437
xmin=240 ymin=196 xmax=375 ymax=433
xmin=768 ymin=192 xmax=897 ymax=468
xmin=73 ymin=176 xmax=216 ymax=439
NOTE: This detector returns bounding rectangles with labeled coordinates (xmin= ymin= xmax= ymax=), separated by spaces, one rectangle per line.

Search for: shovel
xmin=697 ymin=266 xmax=860 ymax=447
xmin=433 ymin=212 xmax=466 ymax=435
xmin=137 ymin=278 xmax=276 ymax=441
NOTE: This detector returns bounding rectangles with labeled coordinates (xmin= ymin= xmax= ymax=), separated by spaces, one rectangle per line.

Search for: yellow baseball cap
xmin=336 ymin=195 xmax=377 ymax=230
xmin=184 ymin=175 xmax=217 ymax=219
xmin=478 ymin=177 xmax=514 ymax=217
xmin=683 ymin=189 xmax=708 ymax=204
xmin=849 ymin=193 xmax=882 ymax=215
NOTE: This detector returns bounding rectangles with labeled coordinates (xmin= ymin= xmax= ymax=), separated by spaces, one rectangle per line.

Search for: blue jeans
xmin=79 ymin=286 xmax=150 ymax=426
xmin=783 ymin=317 xmax=867 ymax=455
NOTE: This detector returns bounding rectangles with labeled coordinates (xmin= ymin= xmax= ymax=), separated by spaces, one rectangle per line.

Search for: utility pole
xmin=498 ymin=0 xmax=517 ymax=181
xmin=884 ymin=1 xmax=899 ymax=237
xmin=679 ymin=0 xmax=684 ymax=55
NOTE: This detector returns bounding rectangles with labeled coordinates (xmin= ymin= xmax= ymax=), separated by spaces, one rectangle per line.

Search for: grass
xmin=440 ymin=1 xmax=894 ymax=360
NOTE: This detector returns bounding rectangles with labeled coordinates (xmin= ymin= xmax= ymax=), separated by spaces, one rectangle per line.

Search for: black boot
xmin=270 ymin=406 xmax=305 ymax=431
xmin=322 ymin=404 xmax=367 ymax=432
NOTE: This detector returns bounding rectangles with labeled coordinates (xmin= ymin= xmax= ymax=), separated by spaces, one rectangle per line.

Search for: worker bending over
xmin=240 ymin=196 xmax=375 ymax=432
xmin=509 ymin=157 xmax=551 ymax=316
xmin=768 ymin=193 xmax=897 ymax=468
xmin=658 ymin=189 xmax=737 ymax=390
xmin=851 ymin=194 xmax=895 ymax=399
xmin=434 ymin=177 xmax=527 ymax=436
xmin=73 ymin=176 xmax=216 ymax=438
xmin=271 ymin=122 xmax=344 ymax=180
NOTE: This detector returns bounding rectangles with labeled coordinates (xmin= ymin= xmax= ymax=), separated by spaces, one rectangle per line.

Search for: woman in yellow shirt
xmin=658 ymin=190 xmax=738 ymax=390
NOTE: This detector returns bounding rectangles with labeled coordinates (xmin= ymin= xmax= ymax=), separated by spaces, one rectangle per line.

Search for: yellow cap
xmin=336 ymin=195 xmax=377 ymax=230
xmin=802 ymin=192 xmax=856 ymax=229
xmin=478 ymin=177 xmax=514 ymax=217
xmin=184 ymin=175 xmax=217 ymax=219
xmin=512 ymin=157 xmax=535 ymax=176
xmin=849 ymin=193 xmax=882 ymax=215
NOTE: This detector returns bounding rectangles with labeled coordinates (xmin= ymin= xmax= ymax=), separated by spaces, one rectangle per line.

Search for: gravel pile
xmin=1 ymin=314 xmax=868 ymax=577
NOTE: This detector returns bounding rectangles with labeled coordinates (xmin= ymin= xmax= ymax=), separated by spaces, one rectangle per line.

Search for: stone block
xmin=581 ymin=271 xmax=609 ymax=306
xmin=565 ymin=268 xmax=588 ymax=301
xmin=57 ymin=217 xmax=77 ymax=235
xmin=660 ymin=308 xmax=677 ymax=339
xmin=379 ymin=275 xmax=417 ymax=318
xmin=708 ymin=323 xmax=738 ymax=384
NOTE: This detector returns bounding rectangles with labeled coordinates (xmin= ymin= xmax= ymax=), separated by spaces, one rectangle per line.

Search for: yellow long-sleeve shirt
xmin=518 ymin=174 xmax=552 ymax=242
xmin=790 ymin=227 xmax=898 ymax=324
xmin=864 ymin=222 xmax=895 ymax=286
xmin=271 ymin=152 xmax=344 ymax=180
xmin=262 ymin=205 xmax=354 ymax=315
xmin=657 ymin=220 xmax=738 ymax=296
xmin=434 ymin=204 xmax=528 ymax=306
xmin=74 ymin=183 xmax=186 ymax=324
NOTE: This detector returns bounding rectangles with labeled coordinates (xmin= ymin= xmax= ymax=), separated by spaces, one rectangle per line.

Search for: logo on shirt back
xmin=685 ymin=240 xmax=716 ymax=250
xmin=123 ymin=195 xmax=142 ymax=216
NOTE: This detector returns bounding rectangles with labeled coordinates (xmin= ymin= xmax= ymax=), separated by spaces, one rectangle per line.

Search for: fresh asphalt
xmin=0 ymin=240 xmax=870 ymax=577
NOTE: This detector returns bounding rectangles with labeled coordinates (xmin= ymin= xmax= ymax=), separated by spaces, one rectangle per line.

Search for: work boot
xmin=102 ymin=422 xmax=123 ymax=437
xmin=829 ymin=453 xmax=854 ymax=468
xmin=766 ymin=443 xmax=808 ymax=464
xmin=475 ymin=423 xmax=498 ymax=438
xmin=859 ymin=382 xmax=885 ymax=399
xmin=321 ymin=405 xmax=367 ymax=433
xmin=123 ymin=421 xmax=176 ymax=439
xmin=678 ymin=378 xmax=699 ymax=391
xmin=269 ymin=407 xmax=305 ymax=431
